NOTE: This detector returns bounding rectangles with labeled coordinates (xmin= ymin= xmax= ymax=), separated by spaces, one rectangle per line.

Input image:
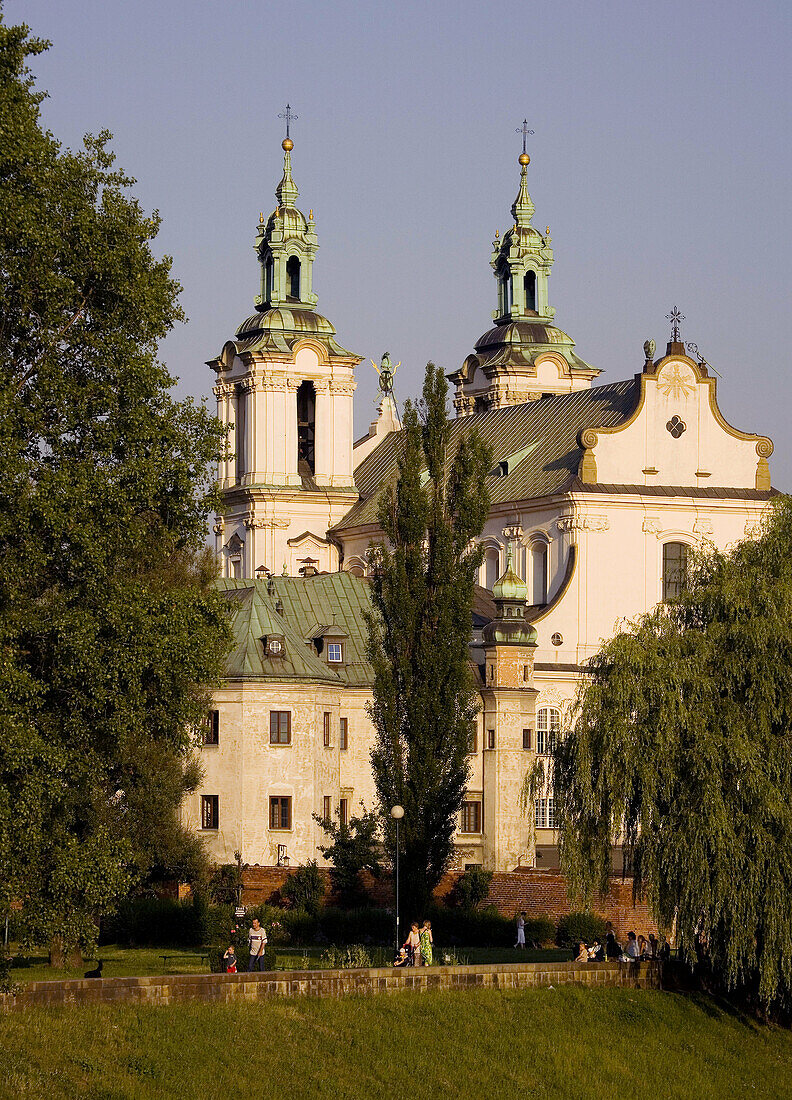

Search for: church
xmin=185 ymin=131 xmax=776 ymax=874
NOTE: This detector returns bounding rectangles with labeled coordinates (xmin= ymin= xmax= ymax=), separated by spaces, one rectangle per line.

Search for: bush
xmin=453 ymin=867 xmax=493 ymax=911
xmin=208 ymin=864 xmax=243 ymax=906
xmin=105 ymin=895 xmax=211 ymax=947
xmin=524 ymin=915 xmax=555 ymax=946
xmin=280 ymin=861 xmax=326 ymax=916
xmin=556 ymin=912 xmax=607 ymax=948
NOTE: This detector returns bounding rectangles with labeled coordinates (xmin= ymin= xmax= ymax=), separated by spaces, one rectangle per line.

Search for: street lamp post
xmin=390 ymin=805 xmax=404 ymax=957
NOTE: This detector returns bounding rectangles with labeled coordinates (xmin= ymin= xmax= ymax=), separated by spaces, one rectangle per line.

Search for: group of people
xmin=573 ymin=929 xmax=670 ymax=963
xmin=394 ymin=920 xmax=433 ymax=967
xmin=222 ymin=917 xmax=268 ymax=973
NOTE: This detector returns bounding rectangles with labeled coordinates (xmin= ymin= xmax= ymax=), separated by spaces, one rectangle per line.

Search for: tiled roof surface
xmin=217 ymin=573 xmax=374 ymax=686
xmin=335 ymin=379 xmax=640 ymax=532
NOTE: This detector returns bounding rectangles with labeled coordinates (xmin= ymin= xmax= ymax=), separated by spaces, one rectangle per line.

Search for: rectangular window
xmin=536 ymin=708 xmax=560 ymax=755
xmin=201 ymin=795 xmax=219 ymax=830
xmin=322 ymin=795 xmax=332 ymax=823
xmin=269 ymin=796 xmax=291 ymax=830
xmin=522 ymin=728 xmax=532 ymax=751
xmin=339 ymin=717 xmax=348 ymax=750
xmin=323 ymin=711 xmax=331 ymax=747
xmin=468 ymin=729 xmax=477 ymax=754
xmin=327 ymin=642 xmax=343 ymax=663
xmin=339 ymin=798 xmax=349 ymax=827
xmin=460 ymin=800 xmax=482 ymax=834
xmin=204 ymin=710 xmax=219 ymax=745
xmin=270 ymin=711 xmax=291 ymax=744
xmin=235 ymin=387 xmax=246 ymax=480
xmin=535 ymin=798 xmax=557 ymax=829
xmin=487 ymin=729 xmax=496 ymax=750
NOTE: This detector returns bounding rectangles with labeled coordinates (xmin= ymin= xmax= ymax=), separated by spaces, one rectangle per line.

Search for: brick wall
xmin=0 ymin=960 xmax=661 ymax=1013
xmin=242 ymin=866 xmax=655 ymax=938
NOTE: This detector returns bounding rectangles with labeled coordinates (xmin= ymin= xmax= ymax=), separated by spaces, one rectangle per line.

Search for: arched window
xmin=498 ymin=264 xmax=512 ymax=315
xmin=484 ymin=547 xmax=500 ymax=591
xmin=265 ymin=256 xmax=273 ymax=303
xmin=663 ymin=542 xmax=689 ymax=601
xmin=286 ymin=255 xmax=301 ymax=300
xmin=536 ymin=707 xmax=560 ymax=755
xmin=296 ymin=380 xmax=316 ymax=475
xmin=235 ymin=385 xmax=246 ymax=480
xmin=531 ymin=542 xmax=548 ymax=605
xmin=524 ymin=270 xmax=537 ymax=312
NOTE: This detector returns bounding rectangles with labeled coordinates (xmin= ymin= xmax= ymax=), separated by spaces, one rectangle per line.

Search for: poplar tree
xmin=554 ymin=495 xmax=792 ymax=1011
xmin=366 ymin=363 xmax=491 ymax=915
xmin=0 ymin=14 xmax=230 ymax=955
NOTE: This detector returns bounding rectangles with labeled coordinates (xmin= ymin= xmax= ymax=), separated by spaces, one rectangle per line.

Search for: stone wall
xmin=241 ymin=867 xmax=656 ymax=938
xmin=0 ymin=960 xmax=661 ymax=1013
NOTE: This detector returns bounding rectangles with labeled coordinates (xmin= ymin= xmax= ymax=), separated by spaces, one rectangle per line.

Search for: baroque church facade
xmin=185 ymin=135 xmax=776 ymax=873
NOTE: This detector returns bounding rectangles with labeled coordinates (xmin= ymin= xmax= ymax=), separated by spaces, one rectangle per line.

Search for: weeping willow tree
xmin=553 ymin=495 xmax=792 ymax=1010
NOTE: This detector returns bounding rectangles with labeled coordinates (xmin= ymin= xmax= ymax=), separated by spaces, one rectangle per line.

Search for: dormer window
xmin=327 ymin=642 xmax=343 ymax=663
xmin=264 ymin=635 xmax=284 ymax=657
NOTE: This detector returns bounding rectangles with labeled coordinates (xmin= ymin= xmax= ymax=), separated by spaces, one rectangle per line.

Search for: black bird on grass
xmin=84 ymin=959 xmax=104 ymax=979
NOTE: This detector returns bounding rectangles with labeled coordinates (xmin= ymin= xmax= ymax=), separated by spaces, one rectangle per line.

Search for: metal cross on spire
xmin=516 ymin=119 xmax=534 ymax=154
xmin=279 ymin=104 xmax=298 ymax=139
xmin=666 ymin=306 xmax=685 ymax=342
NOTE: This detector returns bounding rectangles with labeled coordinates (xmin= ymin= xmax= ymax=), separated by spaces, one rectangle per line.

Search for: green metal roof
xmin=217 ymin=573 xmax=374 ymax=686
xmin=335 ymin=378 xmax=640 ymax=533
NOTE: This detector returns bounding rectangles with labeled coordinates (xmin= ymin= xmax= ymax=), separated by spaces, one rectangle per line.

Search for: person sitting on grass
xmin=247 ymin=918 xmax=267 ymax=972
xmin=223 ymin=946 xmax=237 ymax=973
xmin=574 ymin=941 xmax=589 ymax=963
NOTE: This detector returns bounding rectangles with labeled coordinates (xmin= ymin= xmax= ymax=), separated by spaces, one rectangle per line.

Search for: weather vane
xmin=278 ymin=104 xmax=298 ymax=139
xmin=370 ymin=352 xmax=400 ymax=401
xmin=516 ymin=119 xmax=534 ymax=154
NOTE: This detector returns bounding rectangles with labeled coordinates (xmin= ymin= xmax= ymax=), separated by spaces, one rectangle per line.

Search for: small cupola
xmin=483 ymin=547 xmax=537 ymax=647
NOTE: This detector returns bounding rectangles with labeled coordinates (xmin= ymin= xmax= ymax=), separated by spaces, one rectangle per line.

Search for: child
xmin=393 ymin=947 xmax=410 ymax=968
xmin=223 ymin=945 xmax=237 ymax=973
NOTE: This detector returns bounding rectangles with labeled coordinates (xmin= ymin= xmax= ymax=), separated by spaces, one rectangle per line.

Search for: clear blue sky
xmin=11 ymin=0 xmax=792 ymax=487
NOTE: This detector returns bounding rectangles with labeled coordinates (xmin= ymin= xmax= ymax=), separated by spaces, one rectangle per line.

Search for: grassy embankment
xmin=9 ymin=944 xmax=570 ymax=982
xmin=2 ymin=986 xmax=791 ymax=1099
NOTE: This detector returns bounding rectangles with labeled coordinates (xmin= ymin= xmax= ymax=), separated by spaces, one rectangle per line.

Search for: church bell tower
xmin=208 ymin=121 xmax=362 ymax=579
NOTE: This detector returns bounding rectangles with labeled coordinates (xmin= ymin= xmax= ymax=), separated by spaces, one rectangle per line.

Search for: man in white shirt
xmin=247 ymin=918 xmax=267 ymax=971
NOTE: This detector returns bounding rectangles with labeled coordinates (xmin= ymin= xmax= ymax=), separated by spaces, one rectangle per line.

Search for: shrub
xmin=280 ymin=861 xmax=326 ymax=916
xmin=453 ymin=867 xmax=493 ymax=911
xmin=106 ymin=895 xmax=211 ymax=947
xmin=208 ymin=864 xmax=244 ymax=906
xmin=524 ymin=915 xmax=555 ymax=946
xmin=556 ymin=911 xmax=607 ymax=948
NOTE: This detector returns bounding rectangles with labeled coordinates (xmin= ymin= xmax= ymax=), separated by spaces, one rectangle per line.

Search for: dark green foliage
xmin=366 ymin=363 xmax=492 ymax=915
xmin=314 ymin=807 xmax=382 ymax=905
xmin=554 ymin=495 xmax=792 ymax=1010
xmin=280 ymin=861 xmax=326 ymax=915
xmin=106 ymin=896 xmax=211 ymax=948
xmin=0 ymin=15 xmax=231 ymax=953
xmin=556 ymin=912 xmax=606 ymax=948
xmin=452 ymin=866 xmax=493 ymax=911
xmin=208 ymin=864 xmax=244 ymax=906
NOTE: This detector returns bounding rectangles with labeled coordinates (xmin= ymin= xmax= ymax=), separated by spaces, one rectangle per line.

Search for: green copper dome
xmin=492 ymin=554 xmax=528 ymax=602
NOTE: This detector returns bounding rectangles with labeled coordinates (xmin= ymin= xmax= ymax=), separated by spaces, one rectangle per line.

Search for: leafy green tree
xmin=366 ymin=363 xmax=491 ymax=914
xmin=0 ymin=15 xmax=231 ymax=955
xmin=453 ymin=865 xmax=493 ymax=911
xmin=554 ymin=495 xmax=792 ymax=1010
xmin=314 ymin=807 xmax=382 ymax=906
xmin=280 ymin=860 xmax=326 ymax=916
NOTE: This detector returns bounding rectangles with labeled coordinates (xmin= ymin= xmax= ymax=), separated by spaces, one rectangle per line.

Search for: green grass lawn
xmin=9 ymin=943 xmax=571 ymax=982
xmin=1 ymin=986 xmax=791 ymax=1099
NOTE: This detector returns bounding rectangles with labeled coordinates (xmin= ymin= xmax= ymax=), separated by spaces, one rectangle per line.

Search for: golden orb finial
xmin=519 ymin=152 xmax=530 ymax=166
xmin=308 ymin=209 xmax=314 ymax=220
xmin=259 ymin=212 xmax=264 ymax=223
xmin=282 ymin=137 xmax=294 ymax=152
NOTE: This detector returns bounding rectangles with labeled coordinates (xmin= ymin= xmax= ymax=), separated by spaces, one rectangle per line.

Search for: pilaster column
xmin=285 ymin=378 xmax=301 ymax=486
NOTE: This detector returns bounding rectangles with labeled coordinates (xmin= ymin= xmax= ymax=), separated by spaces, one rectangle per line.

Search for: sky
xmin=10 ymin=0 xmax=792 ymax=487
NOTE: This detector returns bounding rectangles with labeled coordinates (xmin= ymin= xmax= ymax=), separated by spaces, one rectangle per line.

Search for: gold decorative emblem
xmin=657 ymin=363 xmax=695 ymax=401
